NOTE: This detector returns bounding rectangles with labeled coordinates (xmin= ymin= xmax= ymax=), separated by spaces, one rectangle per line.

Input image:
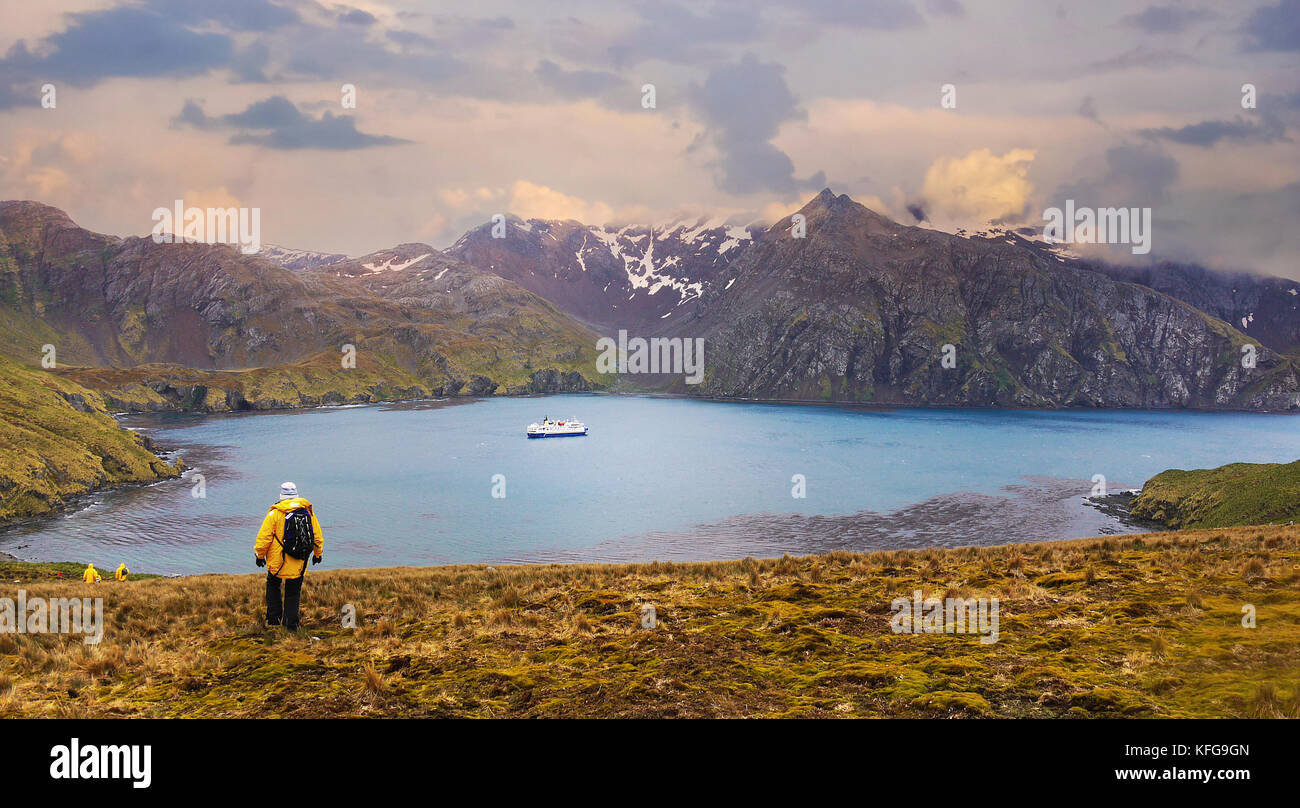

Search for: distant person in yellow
xmin=82 ymin=563 xmax=101 ymax=583
xmin=115 ymin=563 xmax=129 ymax=582
xmin=254 ymin=482 xmax=324 ymax=631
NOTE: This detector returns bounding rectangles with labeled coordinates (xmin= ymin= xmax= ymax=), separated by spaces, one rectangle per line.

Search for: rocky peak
xmin=750 ymin=189 xmax=907 ymax=252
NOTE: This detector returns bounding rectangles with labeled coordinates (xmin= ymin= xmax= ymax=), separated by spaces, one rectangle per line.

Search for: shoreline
xmin=2 ymin=393 xmax=1282 ymax=542
xmin=1 ymin=470 xmax=1161 ymax=574
xmin=98 ymin=384 xmax=1300 ymax=417
xmin=0 ymin=522 xmax=1181 ymax=580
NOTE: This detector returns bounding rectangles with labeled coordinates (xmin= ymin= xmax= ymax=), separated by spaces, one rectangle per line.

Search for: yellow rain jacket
xmin=115 ymin=563 xmax=129 ymax=582
xmin=255 ymin=498 xmax=324 ymax=579
xmin=83 ymin=564 xmax=101 ymax=583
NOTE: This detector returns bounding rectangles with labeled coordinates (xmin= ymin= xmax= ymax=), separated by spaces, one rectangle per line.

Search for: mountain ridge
xmin=0 ymin=200 xmax=605 ymax=406
xmin=664 ymin=191 xmax=1298 ymax=409
xmin=445 ymin=212 xmax=763 ymax=333
xmin=5 ymin=193 xmax=1299 ymax=412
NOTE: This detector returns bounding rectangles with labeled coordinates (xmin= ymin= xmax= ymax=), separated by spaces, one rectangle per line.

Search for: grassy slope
xmin=0 ymin=354 xmax=183 ymax=521
xmin=55 ymin=355 xmax=437 ymax=412
xmin=55 ymin=341 xmax=608 ymax=413
xmin=1132 ymin=460 xmax=1300 ymax=529
xmin=0 ymin=561 xmax=161 ymax=583
xmin=2 ymin=526 xmax=1297 ymax=718
xmin=0 ymin=202 xmax=608 ymax=410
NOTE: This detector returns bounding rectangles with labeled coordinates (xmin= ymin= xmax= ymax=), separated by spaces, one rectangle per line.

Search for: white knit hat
xmin=279 ymin=481 xmax=298 ymax=500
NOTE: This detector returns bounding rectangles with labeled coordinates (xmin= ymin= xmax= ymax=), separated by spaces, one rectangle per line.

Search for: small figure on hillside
xmin=82 ymin=563 xmax=101 ymax=583
xmin=254 ymin=482 xmax=324 ymax=631
xmin=115 ymin=563 xmax=129 ymax=582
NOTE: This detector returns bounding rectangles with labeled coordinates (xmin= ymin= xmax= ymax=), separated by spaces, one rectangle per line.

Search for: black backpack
xmin=280 ymin=507 xmax=315 ymax=560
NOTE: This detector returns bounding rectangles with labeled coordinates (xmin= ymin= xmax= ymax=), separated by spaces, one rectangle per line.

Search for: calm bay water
xmin=3 ymin=395 xmax=1298 ymax=574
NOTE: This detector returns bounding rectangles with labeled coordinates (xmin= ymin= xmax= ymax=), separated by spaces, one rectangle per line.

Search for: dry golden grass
xmin=1 ymin=525 xmax=1298 ymax=718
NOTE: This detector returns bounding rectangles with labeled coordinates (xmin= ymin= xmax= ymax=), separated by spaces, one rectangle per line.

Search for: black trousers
xmin=265 ymin=572 xmax=304 ymax=629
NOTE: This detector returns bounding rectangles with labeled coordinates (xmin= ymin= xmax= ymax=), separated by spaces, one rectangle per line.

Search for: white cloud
xmin=921 ymin=148 xmax=1036 ymax=229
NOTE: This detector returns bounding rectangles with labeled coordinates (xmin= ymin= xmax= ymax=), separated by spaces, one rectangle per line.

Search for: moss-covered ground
xmin=2 ymin=526 xmax=1297 ymax=718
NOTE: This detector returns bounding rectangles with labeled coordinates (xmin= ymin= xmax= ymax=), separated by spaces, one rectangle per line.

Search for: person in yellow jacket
xmin=115 ymin=563 xmax=129 ymax=582
xmin=82 ymin=563 xmax=101 ymax=583
xmin=254 ymin=482 xmax=324 ymax=631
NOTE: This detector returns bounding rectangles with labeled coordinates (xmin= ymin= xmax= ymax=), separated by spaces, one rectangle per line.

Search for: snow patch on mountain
xmin=588 ymin=227 xmax=624 ymax=259
xmin=446 ymin=213 xmax=763 ymax=328
xmin=362 ymin=253 xmax=431 ymax=274
xmin=259 ymin=243 xmax=350 ymax=272
xmin=717 ymin=226 xmax=752 ymax=254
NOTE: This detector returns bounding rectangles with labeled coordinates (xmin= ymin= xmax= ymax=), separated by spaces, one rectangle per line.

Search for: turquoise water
xmin=2 ymin=395 xmax=1298 ymax=574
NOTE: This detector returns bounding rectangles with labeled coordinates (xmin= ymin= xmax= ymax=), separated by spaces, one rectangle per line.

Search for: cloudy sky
xmin=1 ymin=0 xmax=1297 ymax=277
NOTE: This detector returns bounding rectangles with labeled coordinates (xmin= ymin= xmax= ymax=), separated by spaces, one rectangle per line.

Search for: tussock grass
xmin=1 ymin=525 xmax=1298 ymax=718
xmin=1132 ymin=459 xmax=1300 ymax=529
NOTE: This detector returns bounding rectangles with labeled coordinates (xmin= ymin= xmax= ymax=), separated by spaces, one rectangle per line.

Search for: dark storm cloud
xmin=1120 ymin=5 xmax=1213 ymax=34
xmin=0 ymin=6 xmax=234 ymax=88
xmin=1141 ymin=115 xmax=1289 ymax=147
xmin=0 ymin=0 xmax=492 ymax=107
xmin=0 ymin=1 xmax=306 ymax=107
xmin=1045 ymin=144 xmax=1183 ymax=263
xmin=1098 ymin=145 xmax=1180 ymax=202
xmin=688 ymin=55 xmax=826 ymax=195
xmin=1242 ymin=0 xmax=1300 ymax=51
xmin=1054 ymin=144 xmax=1180 ymax=210
xmin=173 ymin=96 xmax=411 ymax=150
xmin=535 ymin=60 xmax=624 ymax=99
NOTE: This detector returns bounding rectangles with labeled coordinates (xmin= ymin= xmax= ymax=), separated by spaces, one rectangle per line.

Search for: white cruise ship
xmin=526 ymin=416 xmax=589 ymax=438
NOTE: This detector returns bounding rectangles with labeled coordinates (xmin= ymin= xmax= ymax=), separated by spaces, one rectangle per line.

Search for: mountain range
xmin=446 ymin=190 xmax=1300 ymax=409
xmin=3 ymin=189 xmax=1297 ymax=521
xmin=657 ymin=191 xmax=1298 ymax=408
xmin=3 ymin=191 xmax=1297 ymax=414
xmin=0 ymin=200 xmax=602 ymax=412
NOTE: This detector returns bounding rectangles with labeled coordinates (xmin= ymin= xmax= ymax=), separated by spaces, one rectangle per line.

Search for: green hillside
xmin=0 ymin=353 xmax=183 ymax=522
xmin=1132 ymin=459 xmax=1300 ymax=529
